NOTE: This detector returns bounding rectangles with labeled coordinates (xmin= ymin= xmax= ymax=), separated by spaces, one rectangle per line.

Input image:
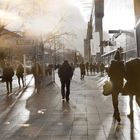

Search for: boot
xmin=115 ymin=112 xmax=121 ymax=122
xmin=113 ymin=111 xmax=121 ymax=122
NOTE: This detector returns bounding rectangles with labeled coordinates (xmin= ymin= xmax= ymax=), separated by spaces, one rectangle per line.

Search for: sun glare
xmin=0 ymin=10 xmax=21 ymax=23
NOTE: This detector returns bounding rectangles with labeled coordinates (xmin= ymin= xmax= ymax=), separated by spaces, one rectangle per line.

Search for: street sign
xmin=16 ymin=39 xmax=35 ymax=45
xmin=109 ymin=30 xmax=122 ymax=34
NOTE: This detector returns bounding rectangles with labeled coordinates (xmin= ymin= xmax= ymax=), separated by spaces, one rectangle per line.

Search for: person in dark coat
xmin=32 ymin=61 xmax=42 ymax=90
xmin=85 ymin=62 xmax=89 ymax=75
xmin=124 ymin=58 xmax=140 ymax=118
xmin=92 ymin=63 xmax=96 ymax=75
xmin=89 ymin=63 xmax=93 ymax=75
xmin=3 ymin=62 xmax=14 ymax=95
xmin=79 ymin=62 xmax=85 ymax=80
xmin=16 ymin=63 xmax=24 ymax=88
xmin=100 ymin=62 xmax=105 ymax=76
xmin=108 ymin=50 xmax=125 ymax=122
xmin=96 ymin=62 xmax=100 ymax=73
xmin=58 ymin=60 xmax=73 ymax=102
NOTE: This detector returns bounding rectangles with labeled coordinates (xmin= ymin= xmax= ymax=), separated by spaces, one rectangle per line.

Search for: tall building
xmin=101 ymin=0 xmax=139 ymax=63
xmin=84 ymin=0 xmax=104 ymax=62
xmin=84 ymin=15 xmax=92 ymax=62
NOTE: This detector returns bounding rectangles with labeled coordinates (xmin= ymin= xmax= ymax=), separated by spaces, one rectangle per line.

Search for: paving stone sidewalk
xmin=0 ymin=68 xmax=140 ymax=140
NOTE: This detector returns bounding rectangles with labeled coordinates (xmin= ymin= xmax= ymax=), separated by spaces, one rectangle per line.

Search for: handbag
xmin=103 ymin=80 xmax=112 ymax=96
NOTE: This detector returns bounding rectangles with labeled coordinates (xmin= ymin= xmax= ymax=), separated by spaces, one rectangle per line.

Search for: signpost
xmin=16 ymin=38 xmax=35 ymax=87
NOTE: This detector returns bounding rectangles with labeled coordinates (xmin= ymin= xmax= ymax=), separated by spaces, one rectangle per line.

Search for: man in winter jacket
xmin=108 ymin=50 xmax=125 ymax=122
xmin=79 ymin=62 xmax=85 ymax=80
xmin=16 ymin=63 xmax=24 ymax=88
xmin=3 ymin=62 xmax=14 ymax=95
xmin=58 ymin=60 xmax=73 ymax=102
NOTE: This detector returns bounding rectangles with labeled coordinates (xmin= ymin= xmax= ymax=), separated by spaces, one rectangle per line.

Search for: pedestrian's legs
xmin=66 ymin=80 xmax=70 ymax=101
xmin=61 ymin=81 xmax=65 ymax=99
xmin=21 ymin=76 xmax=24 ymax=87
xmin=6 ymin=81 xmax=9 ymax=93
xmin=127 ymin=95 xmax=134 ymax=119
xmin=80 ymin=72 xmax=82 ymax=80
xmin=34 ymin=75 xmax=38 ymax=89
xmin=129 ymin=95 xmax=133 ymax=114
xmin=83 ymin=74 xmax=85 ymax=79
xmin=112 ymin=91 xmax=121 ymax=122
xmin=18 ymin=77 xmax=21 ymax=87
xmin=9 ymin=81 xmax=12 ymax=93
xmin=86 ymin=69 xmax=88 ymax=75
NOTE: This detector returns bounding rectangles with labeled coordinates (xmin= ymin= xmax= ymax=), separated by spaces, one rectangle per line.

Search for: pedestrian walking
xmin=100 ymin=62 xmax=105 ymax=76
xmin=108 ymin=50 xmax=125 ymax=122
xmin=16 ymin=63 xmax=24 ymax=88
xmin=123 ymin=58 xmax=140 ymax=119
xmin=58 ymin=60 xmax=73 ymax=102
xmin=32 ymin=61 xmax=42 ymax=91
xmin=92 ymin=63 xmax=96 ymax=75
xmin=3 ymin=62 xmax=14 ymax=95
xmin=79 ymin=62 xmax=85 ymax=80
xmin=89 ymin=63 xmax=93 ymax=75
xmin=96 ymin=62 xmax=100 ymax=73
xmin=85 ymin=62 xmax=89 ymax=75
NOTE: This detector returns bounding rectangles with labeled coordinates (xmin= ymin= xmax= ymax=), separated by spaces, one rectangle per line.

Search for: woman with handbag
xmin=108 ymin=50 xmax=125 ymax=122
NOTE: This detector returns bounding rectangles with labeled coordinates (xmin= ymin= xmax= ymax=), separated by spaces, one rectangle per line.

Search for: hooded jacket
xmin=58 ymin=62 xmax=73 ymax=81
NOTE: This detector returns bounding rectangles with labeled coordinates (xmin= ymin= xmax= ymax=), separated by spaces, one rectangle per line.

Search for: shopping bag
xmin=103 ymin=80 xmax=112 ymax=96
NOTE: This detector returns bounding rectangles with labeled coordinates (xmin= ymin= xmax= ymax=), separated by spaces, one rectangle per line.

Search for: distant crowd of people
xmin=79 ymin=61 xmax=105 ymax=80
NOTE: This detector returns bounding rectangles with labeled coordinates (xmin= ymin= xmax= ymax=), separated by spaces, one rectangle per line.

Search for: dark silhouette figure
xmin=3 ymin=63 xmax=14 ymax=95
xmin=92 ymin=63 xmax=96 ymax=75
xmin=108 ymin=51 xmax=125 ymax=122
xmin=85 ymin=62 xmax=89 ymax=75
xmin=16 ymin=63 xmax=24 ymax=88
xmin=89 ymin=63 xmax=93 ymax=75
xmin=124 ymin=58 xmax=140 ymax=118
xmin=58 ymin=60 xmax=73 ymax=102
xmin=79 ymin=62 xmax=85 ymax=80
xmin=100 ymin=62 xmax=105 ymax=76
xmin=32 ymin=62 xmax=42 ymax=91
xmin=96 ymin=62 xmax=100 ymax=73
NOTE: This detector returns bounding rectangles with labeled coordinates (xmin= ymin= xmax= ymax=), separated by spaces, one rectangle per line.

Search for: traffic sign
xmin=16 ymin=39 xmax=35 ymax=45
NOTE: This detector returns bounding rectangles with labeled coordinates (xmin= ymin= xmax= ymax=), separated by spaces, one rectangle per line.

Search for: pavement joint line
xmin=0 ymin=76 xmax=33 ymax=122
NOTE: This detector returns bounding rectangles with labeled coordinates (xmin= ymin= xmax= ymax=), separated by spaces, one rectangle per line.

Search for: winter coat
xmin=16 ymin=64 xmax=24 ymax=77
xmin=32 ymin=63 xmax=42 ymax=77
xmin=3 ymin=66 xmax=14 ymax=82
xmin=79 ymin=63 xmax=85 ymax=74
xmin=100 ymin=63 xmax=105 ymax=72
xmin=108 ymin=60 xmax=125 ymax=90
xmin=58 ymin=63 xmax=73 ymax=81
xmin=124 ymin=58 xmax=140 ymax=95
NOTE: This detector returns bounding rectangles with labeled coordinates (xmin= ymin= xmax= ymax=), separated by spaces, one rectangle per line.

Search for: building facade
xmin=84 ymin=0 xmax=104 ymax=63
xmin=95 ymin=0 xmax=140 ymax=65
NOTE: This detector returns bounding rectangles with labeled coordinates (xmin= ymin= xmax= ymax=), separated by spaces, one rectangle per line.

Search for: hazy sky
xmin=103 ymin=0 xmax=135 ymax=32
xmin=0 ymin=0 xmax=92 ymax=54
